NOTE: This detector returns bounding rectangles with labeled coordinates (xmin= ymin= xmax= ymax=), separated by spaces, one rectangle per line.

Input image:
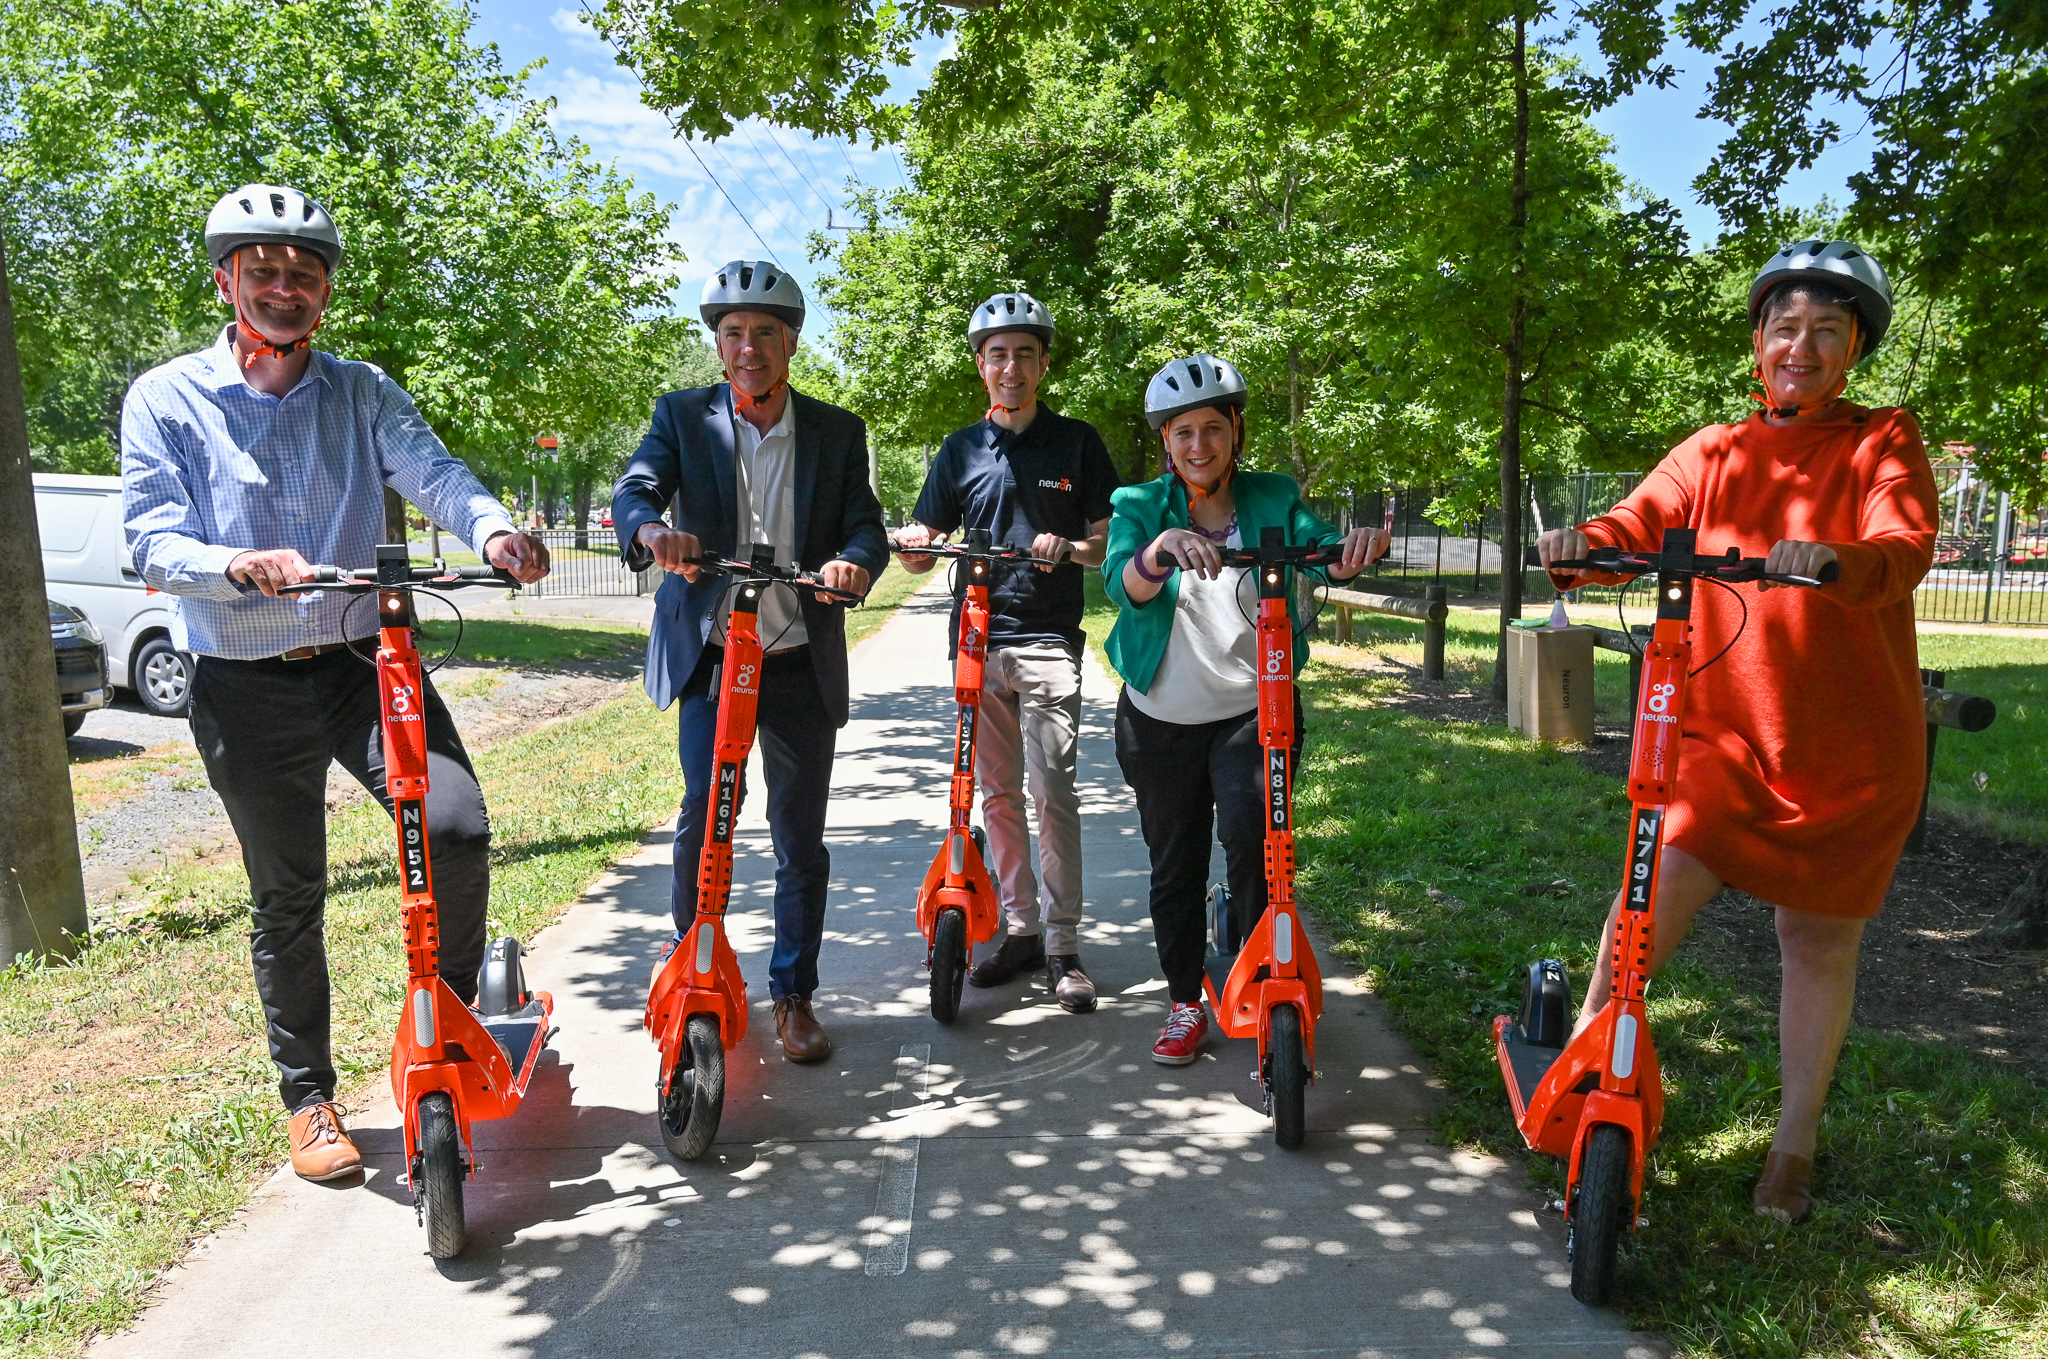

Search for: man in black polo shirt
xmin=895 ymin=292 xmax=1119 ymax=1013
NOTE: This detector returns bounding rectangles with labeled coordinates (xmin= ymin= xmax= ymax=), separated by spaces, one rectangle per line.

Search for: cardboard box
xmin=1506 ymin=624 xmax=1596 ymax=744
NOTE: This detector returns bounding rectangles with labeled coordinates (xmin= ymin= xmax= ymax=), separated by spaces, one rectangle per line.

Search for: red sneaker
xmin=1152 ymin=1002 xmax=1208 ymax=1065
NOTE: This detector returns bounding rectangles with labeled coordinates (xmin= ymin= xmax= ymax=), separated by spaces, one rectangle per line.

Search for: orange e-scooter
xmin=644 ymin=544 xmax=864 ymax=1161
xmin=282 ymin=545 xmax=553 ymax=1259
xmin=886 ymin=527 xmax=1057 ymax=1022
xmin=1202 ymin=528 xmax=1344 ymax=1150
xmin=1493 ymin=527 xmax=1836 ymax=1304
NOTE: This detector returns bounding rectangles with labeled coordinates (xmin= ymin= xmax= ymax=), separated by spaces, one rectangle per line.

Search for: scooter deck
xmin=481 ymin=998 xmax=550 ymax=1084
xmin=1498 ymin=1026 xmax=1567 ymax=1111
xmin=1203 ymin=950 xmax=1236 ymax=1000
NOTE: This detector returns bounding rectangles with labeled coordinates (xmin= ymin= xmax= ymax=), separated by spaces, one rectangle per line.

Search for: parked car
xmin=48 ymin=599 xmax=109 ymax=737
xmin=34 ymin=473 xmax=193 ymax=717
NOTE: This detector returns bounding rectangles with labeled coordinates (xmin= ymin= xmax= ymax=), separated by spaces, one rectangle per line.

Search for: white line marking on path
xmin=863 ymin=1042 xmax=930 ymax=1277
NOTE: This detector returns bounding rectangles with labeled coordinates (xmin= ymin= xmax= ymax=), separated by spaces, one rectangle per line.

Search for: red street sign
xmin=536 ymin=435 xmax=559 ymax=449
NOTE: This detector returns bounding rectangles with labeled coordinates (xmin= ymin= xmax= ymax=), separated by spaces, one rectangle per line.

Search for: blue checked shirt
xmin=122 ymin=328 xmax=518 ymax=660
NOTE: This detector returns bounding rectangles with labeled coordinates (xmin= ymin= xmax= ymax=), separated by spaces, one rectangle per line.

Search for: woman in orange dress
xmin=1539 ymin=240 xmax=1937 ymax=1223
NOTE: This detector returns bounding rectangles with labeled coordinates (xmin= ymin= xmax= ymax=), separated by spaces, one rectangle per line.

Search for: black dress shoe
xmin=1048 ymin=954 xmax=1097 ymax=1013
xmin=968 ymin=933 xmax=1046 ymax=988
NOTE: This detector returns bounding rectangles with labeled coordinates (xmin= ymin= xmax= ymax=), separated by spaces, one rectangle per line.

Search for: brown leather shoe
xmin=287 ymin=1101 xmax=362 ymax=1182
xmin=774 ymin=996 xmax=832 ymax=1063
xmin=1752 ymin=1149 xmax=1814 ymax=1224
xmin=1048 ymin=954 xmax=1097 ymax=1014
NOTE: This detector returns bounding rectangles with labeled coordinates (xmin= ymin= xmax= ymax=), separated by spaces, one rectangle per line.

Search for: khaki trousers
xmin=974 ymin=642 xmax=1085 ymax=954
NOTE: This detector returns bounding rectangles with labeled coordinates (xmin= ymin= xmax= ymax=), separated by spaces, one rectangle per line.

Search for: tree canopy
xmin=0 ymin=0 xmax=683 ymax=484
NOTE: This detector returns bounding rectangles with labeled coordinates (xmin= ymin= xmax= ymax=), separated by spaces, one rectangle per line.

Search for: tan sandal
xmin=1752 ymin=1150 xmax=1814 ymax=1224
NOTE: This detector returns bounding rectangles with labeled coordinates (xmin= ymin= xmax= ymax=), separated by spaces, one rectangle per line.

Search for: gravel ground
xmin=68 ymin=654 xmax=642 ymax=921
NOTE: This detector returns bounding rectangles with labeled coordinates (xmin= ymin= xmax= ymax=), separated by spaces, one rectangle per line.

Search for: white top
xmin=1126 ymin=524 xmax=1258 ymax=725
xmin=711 ymin=397 xmax=806 ymax=650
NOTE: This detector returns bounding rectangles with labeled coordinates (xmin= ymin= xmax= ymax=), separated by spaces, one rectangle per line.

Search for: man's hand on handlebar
xmin=1760 ymin=540 xmax=1837 ymax=592
xmin=229 ymin=547 xmax=317 ymax=598
xmin=1325 ymin=526 xmax=1392 ymax=581
xmin=1030 ymin=532 xmax=1075 ymax=574
xmin=818 ymin=559 xmax=869 ymax=604
xmin=484 ymin=530 xmax=552 ymax=585
xmin=890 ymin=523 xmax=944 ymax=573
xmin=637 ymin=523 xmax=705 ymax=581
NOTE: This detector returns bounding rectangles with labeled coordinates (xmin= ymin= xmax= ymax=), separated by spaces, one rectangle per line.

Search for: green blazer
xmin=1102 ymin=470 xmax=1341 ymax=694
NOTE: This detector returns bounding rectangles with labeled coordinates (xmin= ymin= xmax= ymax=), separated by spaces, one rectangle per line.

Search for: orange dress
xmin=1569 ymin=406 xmax=1937 ymax=918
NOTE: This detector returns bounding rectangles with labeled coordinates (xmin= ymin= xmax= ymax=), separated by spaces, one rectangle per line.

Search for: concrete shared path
xmin=94 ymin=582 xmax=1663 ymax=1359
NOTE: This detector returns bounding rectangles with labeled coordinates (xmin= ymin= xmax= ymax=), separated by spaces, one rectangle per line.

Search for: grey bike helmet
xmin=1144 ymin=353 xmax=1248 ymax=430
xmin=967 ymin=292 xmax=1055 ymax=350
xmin=1747 ymin=240 xmax=1894 ymax=358
xmin=204 ymin=184 xmax=343 ymax=274
xmin=700 ymin=260 xmax=806 ymax=331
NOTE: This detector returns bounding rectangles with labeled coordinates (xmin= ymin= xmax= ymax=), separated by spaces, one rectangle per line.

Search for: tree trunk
xmin=573 ymin=477 xmax=592 ymax=552
xmin=383 ymin=486 xmax=408 ymax=550
xmin=1490 ymin=11 xmax=1532 ymax=703
xmin=0 ymin=227 xmax=89 ymax=961
xmin=1982 ymin=851 xmax=2048 ymax=949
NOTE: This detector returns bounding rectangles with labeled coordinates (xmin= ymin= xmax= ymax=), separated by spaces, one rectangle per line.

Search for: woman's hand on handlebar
xmin=1536 ymin=528 xmax=1591 ymax=581
xmin=484 ymin=530 xmax=552 ymax=585
xmin=1151 ymin=528 xmax=1224 ymax=581
xmin=1325 ymin=526 xmax=1391 ymax=581
xmin=637 ymin=523 xmax=704 ymax=581
xmin=229 ymin=548 xmax=317 ymax=598
xmin=818 ymin=558 xmax=870 ymax=604
xmin=1760 ymin=540 xmax=1837 ymax=591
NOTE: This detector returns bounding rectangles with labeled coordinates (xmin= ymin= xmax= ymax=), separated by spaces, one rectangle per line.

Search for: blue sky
xmin=470 ymin=2 xmax=1879 ymax=344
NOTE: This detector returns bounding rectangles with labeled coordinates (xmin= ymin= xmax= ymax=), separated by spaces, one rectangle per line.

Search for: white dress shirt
xmin=711 ymin=396 xmax=807 ymax=650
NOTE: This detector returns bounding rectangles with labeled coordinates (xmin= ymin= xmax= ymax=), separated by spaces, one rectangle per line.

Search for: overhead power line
xmin=682 ymin=137 xmax=780 ymax=264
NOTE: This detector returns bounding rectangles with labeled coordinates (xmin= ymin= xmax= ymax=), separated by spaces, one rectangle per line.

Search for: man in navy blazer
xmin=613 ymin=261 xmax=886 ymax=1061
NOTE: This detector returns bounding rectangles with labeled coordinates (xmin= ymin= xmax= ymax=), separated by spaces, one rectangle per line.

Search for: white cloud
xmin=548 ymin=6 xmax=612 ymax=54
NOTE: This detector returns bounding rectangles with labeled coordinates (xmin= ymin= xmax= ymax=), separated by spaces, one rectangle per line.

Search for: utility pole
xmin=0 ymin=227 xmax=89 ymax=961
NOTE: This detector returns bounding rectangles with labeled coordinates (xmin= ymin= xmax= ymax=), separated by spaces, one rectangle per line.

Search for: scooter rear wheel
xmin=660 ymin=1014 xmax=725 ymax=1162
xmin=1208 ymin=882 xmax=1239 ymax=957
xmin=1269 ymin=1004 xmax=1308 ymax=1150
xmin=1568 ymin=1122 xmax=1632 ymax=1306
xmin=417 ymin=1091 xmax=466 ymax=1259
xmin=930 ymin=908 xmax=968 ymax=1024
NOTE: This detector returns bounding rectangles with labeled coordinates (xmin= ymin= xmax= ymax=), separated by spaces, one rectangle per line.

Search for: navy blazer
xmin=612 ymin=383 xmax=888 ymax=726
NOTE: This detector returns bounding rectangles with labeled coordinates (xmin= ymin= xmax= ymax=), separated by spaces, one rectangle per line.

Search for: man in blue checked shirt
xmin=121 ymin=184 xmax=550 ymax=1184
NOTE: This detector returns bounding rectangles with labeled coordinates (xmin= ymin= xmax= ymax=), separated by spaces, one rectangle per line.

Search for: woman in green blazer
xmin=1103 ymin=354 xmax=1388 ymax=1065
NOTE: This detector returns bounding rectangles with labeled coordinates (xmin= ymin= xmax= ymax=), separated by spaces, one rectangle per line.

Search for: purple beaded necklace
xmin=1191 ymin=512 xmax=1237 ymax=545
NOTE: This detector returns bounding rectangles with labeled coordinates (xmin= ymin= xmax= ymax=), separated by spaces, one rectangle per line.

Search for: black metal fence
xmin=1311 ymin=464 xmax=2048 ymax=625
xmin=503 ymin=527 xmax=658 ymax=598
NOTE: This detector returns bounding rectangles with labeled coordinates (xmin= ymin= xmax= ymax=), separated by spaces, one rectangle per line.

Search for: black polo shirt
xmin=913 ymin=408 xmax=1120 ymax=653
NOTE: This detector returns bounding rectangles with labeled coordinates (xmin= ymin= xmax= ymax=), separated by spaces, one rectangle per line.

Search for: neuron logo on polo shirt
xmin=1037 ymin=477 xmax=1073 ymax=491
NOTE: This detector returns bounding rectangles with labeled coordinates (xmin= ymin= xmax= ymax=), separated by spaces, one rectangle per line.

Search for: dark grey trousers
xmin=189 ymin=649 xmax=489 ymax=1112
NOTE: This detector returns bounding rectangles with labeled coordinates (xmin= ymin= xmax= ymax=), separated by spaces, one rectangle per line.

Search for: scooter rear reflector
xmin=950 ymin=833 xmax=965 ymax=877
xmin=1273 ymin=913 xmax=1293 ymax=965
xmin=696 ymin=924 xmax=716 ymax=975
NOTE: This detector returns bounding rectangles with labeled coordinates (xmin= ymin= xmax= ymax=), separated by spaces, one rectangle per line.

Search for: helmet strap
xmin=986 ymin=398 xmax=1030 ymax=422
xmin=1749 ymin=314 xmax=1855 ymax=420
xmin=733 ymin=377 xmax=787 ymax=415
xmin=229 ymin=253 xmax=322 ymax=370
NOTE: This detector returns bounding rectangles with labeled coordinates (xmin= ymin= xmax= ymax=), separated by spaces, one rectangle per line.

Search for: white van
xmin=33 ymin=473 xmax=192 ymax=717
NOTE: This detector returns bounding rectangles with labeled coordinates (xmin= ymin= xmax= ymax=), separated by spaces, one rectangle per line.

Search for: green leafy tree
xmin=0 ymin=0 xmax=682 ymax=492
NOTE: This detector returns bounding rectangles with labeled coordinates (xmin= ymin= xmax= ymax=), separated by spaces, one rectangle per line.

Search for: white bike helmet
xmin=700 ymin=260 xmax=806 ymax=331
xmin=203 ymin=185 xmax=343 ymax=273
xmin=967 ymin=292 xmax=1055 ymax=350
xmin=1144 ymin=354 xmax=1247 ymax=430
xmin=1747 ymin=240 xmax=1894 ymax=359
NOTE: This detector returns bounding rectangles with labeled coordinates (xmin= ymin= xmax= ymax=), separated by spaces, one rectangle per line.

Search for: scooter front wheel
xmin=930 ymin=908 xmax=968 ymax=1024
xmin=1268 ymin=1003 xmax=1308 ymax=1150
xmin=660 ymin=1014 xmax=726 ymax=1162
xmin=1568 ymin=1122 xmax=1632 ymax=1306
xmin=416 ymin=1091 xmax=466 ymax=1259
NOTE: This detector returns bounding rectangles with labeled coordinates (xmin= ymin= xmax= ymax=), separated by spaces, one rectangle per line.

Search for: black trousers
xmin=189 ymin=649 xmax=490 ymax=1112
xmin=1114 ymin=690 xmax=1302 ymax=1004
xmin=671 ymin=646 xmax=838 ymax=1000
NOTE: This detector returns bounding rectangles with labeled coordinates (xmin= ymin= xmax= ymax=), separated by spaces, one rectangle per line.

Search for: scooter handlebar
xmin=683 ymin=554 xmax=867 ymax=604
xmin=885 ymin=534 xmax=1061 ymax=568
xmin=1524 ymin=544 xmax=1839 ymax=588
xmin=276 ymin=564 xmax=519 ymax=593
